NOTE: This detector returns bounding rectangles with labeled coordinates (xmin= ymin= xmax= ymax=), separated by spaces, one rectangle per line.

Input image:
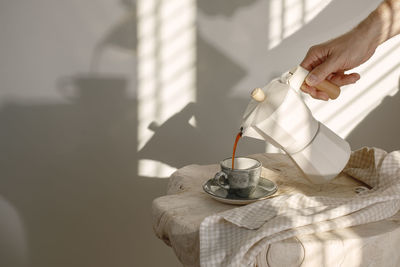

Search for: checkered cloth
xmin=199 ymin=147 xmax=400 ymax=266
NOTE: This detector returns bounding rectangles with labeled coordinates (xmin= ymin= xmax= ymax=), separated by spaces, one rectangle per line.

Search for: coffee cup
xmin=213 ymin=157 xmax=262 ymax=198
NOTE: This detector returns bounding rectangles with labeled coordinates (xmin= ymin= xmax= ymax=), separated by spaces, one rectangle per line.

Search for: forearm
xmin=299 ymin=0 xmax=400 ymax=100
xmin=356 ymin=0 xmax=400 ymax=49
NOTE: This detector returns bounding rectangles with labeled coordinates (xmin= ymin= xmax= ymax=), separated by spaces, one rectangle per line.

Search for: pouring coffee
xmin=239 ymin=66 xmax=351 ymax=184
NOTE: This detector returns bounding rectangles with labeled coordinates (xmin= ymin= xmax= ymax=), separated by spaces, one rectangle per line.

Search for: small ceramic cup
xmin=213 ymin=157 xmax=262 ymax=198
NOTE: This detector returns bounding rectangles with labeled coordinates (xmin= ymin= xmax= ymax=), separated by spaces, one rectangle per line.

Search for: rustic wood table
xmin=152 ymin=153 xmax=400 ymax=267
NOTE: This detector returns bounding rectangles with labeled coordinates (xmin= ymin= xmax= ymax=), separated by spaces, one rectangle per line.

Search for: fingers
xmin=300 ymin=45 xmax=324 ymax=71
xmin=300 ymin=72 xmax=360 ymax=101
xmin=305 ymin=58 xmax=338 ymax=86
xmin=300 ymin=45 xmax=337 ymax=87
xmin=327 ymin=72 xmax=360 ymax=86
xmin=301 ymin=83 xmax=329 ymax=101
xmin=300 ymin=43 xmax=361 ymax=101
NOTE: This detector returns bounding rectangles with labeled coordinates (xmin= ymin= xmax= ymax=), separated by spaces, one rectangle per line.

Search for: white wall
xmin=1 ymin=0 xmax=399 ymax=266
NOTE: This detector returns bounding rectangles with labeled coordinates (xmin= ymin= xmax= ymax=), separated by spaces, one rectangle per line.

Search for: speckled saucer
xmin=203 ymin=177 xmax=277 ymax=205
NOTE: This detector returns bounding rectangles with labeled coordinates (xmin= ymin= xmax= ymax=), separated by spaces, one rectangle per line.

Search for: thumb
xmin=305 ymin=59 xmax=337 ymax=86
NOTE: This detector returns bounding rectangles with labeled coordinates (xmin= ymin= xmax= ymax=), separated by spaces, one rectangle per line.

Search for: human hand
xmin=300 ymin=28 xmax=378 ymax=100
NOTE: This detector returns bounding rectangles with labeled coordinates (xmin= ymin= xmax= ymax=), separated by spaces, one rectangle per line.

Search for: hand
xmin=300 ymin=29 xmax=378 ymax=100
xmin=299 ymin=0 xmax=400 ymax=100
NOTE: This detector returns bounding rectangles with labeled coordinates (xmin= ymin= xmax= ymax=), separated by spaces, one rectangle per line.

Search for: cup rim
xmin=220 ymin=157 xmax=261 ymax=171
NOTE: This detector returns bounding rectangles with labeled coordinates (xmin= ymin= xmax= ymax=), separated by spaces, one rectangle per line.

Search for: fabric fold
xmin=200 ymin=147 xmax=400 ymax=266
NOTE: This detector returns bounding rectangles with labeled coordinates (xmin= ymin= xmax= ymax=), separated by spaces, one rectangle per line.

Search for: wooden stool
xmin=152 ymin=153 xmax=400 ymax=266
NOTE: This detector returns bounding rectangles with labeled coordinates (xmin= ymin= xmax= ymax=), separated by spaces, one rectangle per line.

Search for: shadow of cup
xmin=57 ymin=74 xmax=128 ymax=103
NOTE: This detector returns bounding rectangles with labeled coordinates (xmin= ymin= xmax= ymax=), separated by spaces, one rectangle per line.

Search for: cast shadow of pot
xmin=346 ymin=77 xmax=400 ymax=151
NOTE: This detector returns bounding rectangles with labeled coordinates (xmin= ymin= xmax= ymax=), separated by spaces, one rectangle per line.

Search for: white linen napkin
xmin=199 ymin=147 xmax=400 ymax=266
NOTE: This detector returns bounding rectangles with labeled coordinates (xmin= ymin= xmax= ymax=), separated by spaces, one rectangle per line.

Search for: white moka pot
xmin=241 ymin=66 xmax=350 ymax=183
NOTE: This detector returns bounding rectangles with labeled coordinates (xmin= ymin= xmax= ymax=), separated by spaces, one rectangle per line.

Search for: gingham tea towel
xmin=199 ymin=147 xmax=400 ymax=266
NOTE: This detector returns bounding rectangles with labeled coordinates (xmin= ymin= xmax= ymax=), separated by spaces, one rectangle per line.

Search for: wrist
xmin=353 ymin=10 xmax=382 ymax=52
xmin=356 ymin=0 xmax=400 ymax=47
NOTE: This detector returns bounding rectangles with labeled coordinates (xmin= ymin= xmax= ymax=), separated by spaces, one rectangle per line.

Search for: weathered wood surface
xmin=152 ymin=153 xmax=400 ymax=266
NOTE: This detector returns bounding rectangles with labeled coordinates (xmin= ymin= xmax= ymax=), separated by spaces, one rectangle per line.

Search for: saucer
xmin=203 ymin=177 xmax=277 ymax=205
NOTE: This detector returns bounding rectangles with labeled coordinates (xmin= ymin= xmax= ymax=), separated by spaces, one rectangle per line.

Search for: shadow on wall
xmin=0 ymin=76 xmax=145 ymax=267
xmin=198 ymin=0 xmax=256 ymax=16
xmin=139 ymin=0 xmax=264 ymax=168
xmin=346 ymin=76 xmax=400 ymax=152
xmin=0 ymin=0 xmax=260 ymax=267
xmin=138 ymin=35 xmax=265 ymax=167
xmin=90 ymin=0 xmax=137 ymax=71
xmin=0 ymin=0 xmax=397 ymax=266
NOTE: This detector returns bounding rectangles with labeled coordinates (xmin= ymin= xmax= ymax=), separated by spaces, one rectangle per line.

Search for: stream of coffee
xmin=232 ymin=127 xmax=243 ymax=169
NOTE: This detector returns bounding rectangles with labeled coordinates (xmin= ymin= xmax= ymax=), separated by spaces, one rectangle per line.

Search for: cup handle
xmin=213 ymin=171 xmax=229 ymax=190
